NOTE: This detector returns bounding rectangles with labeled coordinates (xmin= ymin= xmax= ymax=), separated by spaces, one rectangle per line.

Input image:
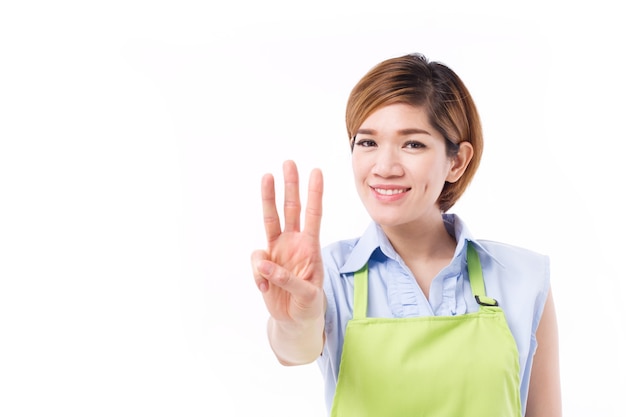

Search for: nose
xmin=372 ymin=146 xmax=403 ymax=178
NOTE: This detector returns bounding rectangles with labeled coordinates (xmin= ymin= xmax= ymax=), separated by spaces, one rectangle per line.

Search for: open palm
xmin=251 ymin=160 xmax=325 ymax=325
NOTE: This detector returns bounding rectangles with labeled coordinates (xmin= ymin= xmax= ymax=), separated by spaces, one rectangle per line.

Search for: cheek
xmin=351 ymin=154 xmax=366 ymax=180
xmin=413 ymin=159 xmax=451 ymax=186
xmin=411 ymin=160 xmax=436 ymax=178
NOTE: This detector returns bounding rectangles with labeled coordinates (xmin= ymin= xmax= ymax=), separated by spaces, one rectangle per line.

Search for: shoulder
xmin=321 ymin=221 xmax=384 ymax=274
xmin=321 ymin=238 xmax=359 ymax=269
xmin=478 ymin=240 xmax=548 ymax=262
xmin=477 ymin=239 xmax=549 ymax=276
xmin=476 ymin=239 xmax=551 ymax=313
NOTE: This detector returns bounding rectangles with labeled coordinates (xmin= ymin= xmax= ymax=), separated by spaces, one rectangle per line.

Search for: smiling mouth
xmin=372 ymin=187 xmax=410 ymax=195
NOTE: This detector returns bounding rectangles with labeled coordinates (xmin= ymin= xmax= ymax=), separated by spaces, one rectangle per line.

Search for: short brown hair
xmin=345 ymin=53 xmax=483 ymax=212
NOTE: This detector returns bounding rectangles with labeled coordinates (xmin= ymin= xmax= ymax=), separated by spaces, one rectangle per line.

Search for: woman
xmin=251 ymin=53 xmax=561 ymax=417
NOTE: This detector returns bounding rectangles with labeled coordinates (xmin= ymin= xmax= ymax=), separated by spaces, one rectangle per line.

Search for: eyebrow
xmin=356 ymin=128 xmax=434 ymax=136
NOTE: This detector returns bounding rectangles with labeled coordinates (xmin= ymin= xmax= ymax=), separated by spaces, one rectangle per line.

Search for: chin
xmin=368 ymin=213 xmax=410 ymax=228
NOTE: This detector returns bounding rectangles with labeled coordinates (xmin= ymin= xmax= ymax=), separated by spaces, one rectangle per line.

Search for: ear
xmin=446 ymin=141 xmax=474 ymax=183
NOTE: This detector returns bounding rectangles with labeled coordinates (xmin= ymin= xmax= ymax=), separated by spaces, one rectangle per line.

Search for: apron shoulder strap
xmin=466 ymin=242 xmax=499 ymax=306
xmin=353 ymin=263 xmax=368 ymax=320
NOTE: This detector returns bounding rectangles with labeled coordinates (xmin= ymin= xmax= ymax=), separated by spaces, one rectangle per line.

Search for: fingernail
xmin=258 ymin=261 xmax=273 ymax=277
xmin=259 ymin=281 xmax=268 ymax=292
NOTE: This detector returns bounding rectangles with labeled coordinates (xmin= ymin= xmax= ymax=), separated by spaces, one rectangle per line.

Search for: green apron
xmin=330 ymin=244 xmax=522 ymax=417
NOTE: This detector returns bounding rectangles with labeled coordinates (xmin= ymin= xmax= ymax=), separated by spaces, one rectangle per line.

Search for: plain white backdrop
xmin=1 ymin=1 xmax=624 ymax=416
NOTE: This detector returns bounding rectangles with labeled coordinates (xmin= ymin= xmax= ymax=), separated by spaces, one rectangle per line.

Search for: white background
xmin=1 ymin=1 xmax=624 ymax=416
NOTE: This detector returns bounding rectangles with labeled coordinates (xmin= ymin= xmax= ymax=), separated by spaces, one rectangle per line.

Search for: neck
xmin=381 ymin=212 xmax=457 ymax=299
xmin=381 ymin=212 xmax=456 ymax=264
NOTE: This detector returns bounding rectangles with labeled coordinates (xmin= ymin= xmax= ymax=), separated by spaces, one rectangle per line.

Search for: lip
xmin=370 ymin=185 xmax=411 ymax=201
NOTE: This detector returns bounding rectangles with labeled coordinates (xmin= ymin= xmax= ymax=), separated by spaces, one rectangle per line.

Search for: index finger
xmin=261 ymin=173 xmax=281 ymax=243
xmin=303 ymin=168 xmax=323 ymax=239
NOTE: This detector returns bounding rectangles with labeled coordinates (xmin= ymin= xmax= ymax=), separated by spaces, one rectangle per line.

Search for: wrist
xmin=267 ymin=315 xmax=325 ymax=365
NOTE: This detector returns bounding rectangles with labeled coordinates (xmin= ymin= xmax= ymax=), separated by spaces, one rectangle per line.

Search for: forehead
xmin=358 ymin=103 xmax=436 ymax=135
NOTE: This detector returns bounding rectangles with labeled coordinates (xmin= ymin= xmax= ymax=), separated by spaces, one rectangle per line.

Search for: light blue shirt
xmin=317 ymin=214 xmax=550 ymax=416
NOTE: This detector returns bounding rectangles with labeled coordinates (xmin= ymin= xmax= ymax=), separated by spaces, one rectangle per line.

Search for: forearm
xmin=267 ymin=314 xmax=325 ymax=366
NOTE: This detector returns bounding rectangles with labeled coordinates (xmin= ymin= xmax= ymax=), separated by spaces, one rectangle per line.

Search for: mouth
xmin=372 ymin=187 xmax=411 ymax=196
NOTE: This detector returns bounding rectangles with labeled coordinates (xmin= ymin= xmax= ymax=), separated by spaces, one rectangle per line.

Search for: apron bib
xmin=330 ymin=244 xmax=522 ymax=417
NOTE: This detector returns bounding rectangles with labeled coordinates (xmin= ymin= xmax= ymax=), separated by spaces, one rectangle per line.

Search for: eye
xmin=404 ymin=141 xmax=426 ymax=149
xmin=355 ymin=139 xmax=377 ymax=148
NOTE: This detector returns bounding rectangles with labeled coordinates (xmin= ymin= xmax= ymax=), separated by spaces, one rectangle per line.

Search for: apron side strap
xmin=467 ymin=242 xmax=499 ymax=307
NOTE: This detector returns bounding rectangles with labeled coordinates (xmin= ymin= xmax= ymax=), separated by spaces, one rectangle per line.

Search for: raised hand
xmin=251 ymin=160 xmax=325 ymax=327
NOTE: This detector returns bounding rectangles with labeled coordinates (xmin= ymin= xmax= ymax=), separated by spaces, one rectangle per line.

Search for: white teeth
xmin=374 ymin=188 xmax=407 ymax=195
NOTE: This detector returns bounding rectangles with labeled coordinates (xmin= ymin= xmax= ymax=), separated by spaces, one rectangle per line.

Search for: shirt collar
xmin=444 ymin=214 xmax=504 ymax=267
xmin=338 ymin=213 xmax=504 ymax=275
xmin=338 ymin=221 xmax=384 ymax=274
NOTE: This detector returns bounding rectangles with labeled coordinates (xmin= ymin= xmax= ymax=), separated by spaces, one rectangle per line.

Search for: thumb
xmin=251 ymin=250 xmax=271 ymax=292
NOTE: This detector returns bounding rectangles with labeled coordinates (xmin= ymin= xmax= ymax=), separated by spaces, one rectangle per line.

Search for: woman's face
xmin=351 ymin=103 xmax=458 ymax=228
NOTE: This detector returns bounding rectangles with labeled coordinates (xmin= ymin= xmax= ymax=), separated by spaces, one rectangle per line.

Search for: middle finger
xmin=282 ymin=160 xmax=301 ymax=232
